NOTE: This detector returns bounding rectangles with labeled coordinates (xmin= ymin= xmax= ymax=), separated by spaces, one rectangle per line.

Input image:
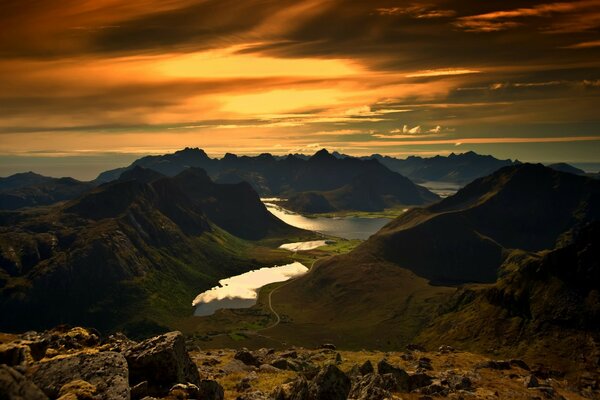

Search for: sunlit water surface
xmin=193 ymin=262 xmax=308 ymax=316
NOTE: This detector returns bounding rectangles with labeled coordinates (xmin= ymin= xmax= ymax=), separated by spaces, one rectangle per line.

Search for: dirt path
xmin=260 ymin=259 xmax=316 ymax=331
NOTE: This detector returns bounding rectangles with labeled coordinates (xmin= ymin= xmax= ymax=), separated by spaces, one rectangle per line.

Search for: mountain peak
xmin=174 ymin=147 xmax=209 ymax=159
xmin=310 ymin=148 xmax=334 ymax=161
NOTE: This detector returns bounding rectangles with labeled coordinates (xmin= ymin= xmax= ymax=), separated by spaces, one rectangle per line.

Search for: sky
xmin=1 ymin=0 xmax=600 ymax=179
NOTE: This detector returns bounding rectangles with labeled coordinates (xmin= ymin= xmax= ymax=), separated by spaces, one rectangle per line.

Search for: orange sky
xmin=1 ymin=0 xmax=600 ymax=177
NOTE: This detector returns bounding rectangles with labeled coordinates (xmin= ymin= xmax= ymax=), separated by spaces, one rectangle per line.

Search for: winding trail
xmin=260 ymin=259 xmax=317 ymax=331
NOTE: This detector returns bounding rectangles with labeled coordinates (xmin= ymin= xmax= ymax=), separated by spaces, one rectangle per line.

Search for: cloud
xmin=376 ymin=6 xmax=455 ymax=18
xmin=455 ymin=0 xmax=600 ymax=33
xmin=565 ymin=40 xmax=600 ymax=49
xmin=390 ymin=125 xmax=421 ymax=134
xmin=405 ymin=69 xmax=480 ymax=78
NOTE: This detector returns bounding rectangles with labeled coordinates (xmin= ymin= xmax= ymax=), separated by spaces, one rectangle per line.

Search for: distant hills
xmin=0 ymin=167 xmax=305 ymax=334
xmin=0 ymin=172 xmax=93 ymax=210
xmin=274 ymin=164 xmax=599 ymax=359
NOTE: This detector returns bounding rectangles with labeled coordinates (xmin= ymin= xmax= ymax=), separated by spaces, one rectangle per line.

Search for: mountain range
xmin=0 ymin=167 xmax=306 ymax=335
xmin=2 ymin=149 xmax=594 ymax=214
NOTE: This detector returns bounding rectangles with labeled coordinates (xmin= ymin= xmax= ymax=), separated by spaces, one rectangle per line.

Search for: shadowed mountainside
xmin=0 ymin=167 xmax=304 ymax=335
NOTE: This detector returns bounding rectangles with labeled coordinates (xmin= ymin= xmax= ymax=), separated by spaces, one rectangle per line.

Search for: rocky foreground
xmin=1 ymin=327 xmax=598 ymax=399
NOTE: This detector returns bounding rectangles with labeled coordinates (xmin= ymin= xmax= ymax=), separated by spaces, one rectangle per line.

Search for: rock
xmin=31 ymin=351 xmax=129 ymax=400
xmin=446 ymin=375 xmax=473 ymax=391
xmin=438 ymin=345 xmax=455 ymax=354
xmin=358 ymin=360 xmax=374 ymax=375
xmin=417 ymin=357 xmax=433 ymax=371
xmin=475 ymin=360 xmax=511 ymax=370
xmin=0 ymin=343 xmax=33 ymax=367
xmin=0 ymin=364 xmax=48 ymax=400
xmin=272 ymin=377 xmax=309 ymax=400
xmin=420 ymin=383 xmax=449 ymax=397
xmin=510 ymin=359 xmax=530 ymax=371
xmin=348 ymin=373 xmax=392 ymax=400
xmin=280 ymin=350 xmax=298 ymax=359
xmin=319 ymin=344 xmax=336 ymax=351
xmin=335 ymin=353 xmax=342 ymax=364
xmin=406 ymin=344 xmax=427 ymax=352
xmin=271 ymin=358 xmax=291 ymax=370
xmin=131 ymin=381 xmax=149 ymax=400
xmin=57 ymin=380 xmax=97 ymax=400
xmin=102 ymin=332 xmax=137 ymax=353
xmin=169 ymin=383 xmax=200 ymax=399
xmin=197 ymin=379 xmax=225 ymax=400
xmin=124 ymin=331 xmax=200 ymax=396
xmin=409 ymin=373 xmax=433 ymax=390
xmin=222 ymin=359 xmax=257 ymax=374
xmin=524 ymin=375 xmax=540 ymax=388
xmin=308 ymin=364 xmax=351 ymax=400
xmin=235 ymin=349 xmax=262 ymax=367
xmin=236 ymin=391 xmax=268 ymax=400
xmin=259 ymin=364 xmax=281 ymax=373
xmin=377 ymin=359 xmax=410 ymax=391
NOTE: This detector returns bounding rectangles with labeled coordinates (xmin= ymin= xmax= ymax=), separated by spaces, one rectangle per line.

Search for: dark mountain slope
xmin=0 ymin=169 xmax=304 ymax=334
xmin=171 ymin=168 xmax=296 ymax=240
xmin=418 ymin=221 xmax=600 ymax=367
xmin=285 ymin=163 xmax=439 ymax=213
xmin=354 ymin=163 xmax=600 ymax=283
xmin=0 ymin=172 xmax=94 ymax=210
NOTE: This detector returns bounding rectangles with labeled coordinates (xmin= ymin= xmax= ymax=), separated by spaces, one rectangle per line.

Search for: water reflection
xmin=193 ymin=262 xmax=308 ymax=316
xmin=264 ymin=202 xmax=391 ymax=240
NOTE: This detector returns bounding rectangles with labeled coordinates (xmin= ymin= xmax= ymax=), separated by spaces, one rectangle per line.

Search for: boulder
xmin=31 ymin=351 xmax=129 ymax=400
xmin=319 ymin=344 xmax=336 ymax=351
xmin=510 ymin=359 xmax=530 ymax=371
xmin=272 ymin=377 xmax=309 ymax=400
xmin=124 ymin=331 xmax=200 ymax=396
xmin=348 ymin=373 xmax=392 ymax=400
xmin=376 ymin=359 xmax=410 ymax=391
xmin=358 ymin=360 xmax=374 ymax=375
xmin=0 ymin=364 xmax=48 ymax=400
xmin=280 ymin=350 xmax=298 ymax=359
xmin=198 ymin=379 xmax=225 ymax=400
xmin=409 ymin=373 xmax=433 ymax=390
xmin=234 ymin=349 xmax=262 ymax=367
xmin=271 ymin=358 xmax=291 ymax=370
xmin=524 ymin=375 xmax=540 ymax=388
xmin=308 ymin=364 xmax=351 ymax=400
xmin=0 ymin=343 xmax=33 ymax=367
xmin=475 ymin=360 xmax=511 ymax=370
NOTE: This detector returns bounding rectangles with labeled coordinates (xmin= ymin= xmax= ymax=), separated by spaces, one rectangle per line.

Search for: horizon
xmin=2 ymin=147 xmax=600 ymax=181
xmin=1 ymin=0 xmax=600 ymax=178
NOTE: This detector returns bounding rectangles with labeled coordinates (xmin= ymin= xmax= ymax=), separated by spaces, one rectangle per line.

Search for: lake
xmin=263 ymin=201 xmax=392 ymax=240
xmin=420 ymin=181 xmax=462 ymax=198
xmin=193 ymin=262 xmax=308 ymax=316
xmin=193 ymin=201 xmax=393 ymax=316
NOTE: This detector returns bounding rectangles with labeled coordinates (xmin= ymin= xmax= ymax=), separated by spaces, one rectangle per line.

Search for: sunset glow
xmin=1 ymin=0 xmax=599 ymax=178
